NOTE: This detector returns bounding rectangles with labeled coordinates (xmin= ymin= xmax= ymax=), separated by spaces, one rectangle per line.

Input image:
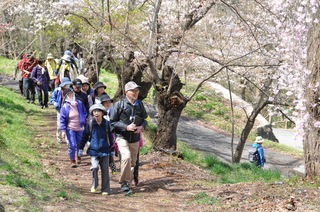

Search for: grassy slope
xmin=0 ymin=57 xmax=314 ymax=210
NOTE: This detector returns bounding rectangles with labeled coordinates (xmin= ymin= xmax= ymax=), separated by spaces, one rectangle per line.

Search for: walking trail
xmin=1 ymin=75 xmax=315 ymax=212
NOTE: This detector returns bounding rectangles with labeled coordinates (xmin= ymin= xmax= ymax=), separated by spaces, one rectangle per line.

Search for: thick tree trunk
xmin=304 ymin=13 xmax=320 ymax=178
xmin=153 ymin=91 xmax=186 ymax=150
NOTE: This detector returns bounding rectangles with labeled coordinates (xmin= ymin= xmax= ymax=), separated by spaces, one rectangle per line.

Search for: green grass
xmin=0 ymin=86 xmax=75 ymax=210
xmin=0 ymin=59 xmax=309 ymax=210
xmin=99 ymin=68 xmax=118 ymax=98
xmin=177 ymin=141 xmax=283 ymax=184
xmin=0 ymin=56 xmax=17 ymax=75
xmin=190 ymin=192 xmax=219 ymax=205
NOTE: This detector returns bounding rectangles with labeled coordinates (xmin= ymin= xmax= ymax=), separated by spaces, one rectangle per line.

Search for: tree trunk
xmin=233 ymin=78 xmax=272 ymax=163
xmin=304 ymin=11 xmax=320 ymax=178
xmin=153 ymin=91 xmax=186 ymax=150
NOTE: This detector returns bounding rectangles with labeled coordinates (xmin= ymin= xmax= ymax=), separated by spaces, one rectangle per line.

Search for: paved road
xmin=0 ymin=74 xmax=305 ymax=177
xmin=273 ymin=128 xmax=303 ymax=151
xmin=145 ymin=105 xmax=305 ymax=178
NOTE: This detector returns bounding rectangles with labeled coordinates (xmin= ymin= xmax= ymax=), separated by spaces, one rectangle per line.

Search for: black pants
xmin=37 ymin=88 xmax=49 ymax=106
xmin=23 ymin=78 xmax=35 ymax=102
xmin=19 ymin=80 xmax=23 ymax=95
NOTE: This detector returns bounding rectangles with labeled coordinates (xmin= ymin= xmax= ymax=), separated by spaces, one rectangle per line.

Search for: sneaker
xmin=58 ymin=139 xmax=63 ymax=144
xmin=70 ymin=160 xmax=77 ymax=168
xmin=121 ymin=181 xmax=130 ymax=192
xmin=110 ymin=162 xmax=117 ymax=173
xmin=102 ymin=192 xmax=109 ymax=195
xmin=76 ymin=156 xmax=81 ymax=164
xmin=91 ymin=186 xmax=97 ymax=193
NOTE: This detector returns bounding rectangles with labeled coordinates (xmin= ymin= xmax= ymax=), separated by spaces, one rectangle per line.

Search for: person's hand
xmin=37 ymin=81 xmax=41 ymax=85
xmin=134 ymin=126 xmax=143 ymax=134
xmin=78 ymin=149 xmax=83 ymax=157
xmin=126 ymin=123 xmax=137 ymax=132
xmin=61 ymin=131 xmax=66 ymax=139
xmin=54 ymin=102 xmax=58 ymax=107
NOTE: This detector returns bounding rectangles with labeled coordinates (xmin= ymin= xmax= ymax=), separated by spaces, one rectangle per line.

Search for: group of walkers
xmin=13 ymin=50 xmax=84 ymax=108
xmin=13 ymin=50 xmax=148 ymax=195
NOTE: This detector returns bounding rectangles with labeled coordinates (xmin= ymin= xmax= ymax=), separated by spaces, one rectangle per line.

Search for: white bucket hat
xmin=255 ymin=136 xmax=264 ymax=144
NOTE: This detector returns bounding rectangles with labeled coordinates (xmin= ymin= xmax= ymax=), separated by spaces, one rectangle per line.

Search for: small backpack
xmin=248 ymin=146 xmax=259 ymax=163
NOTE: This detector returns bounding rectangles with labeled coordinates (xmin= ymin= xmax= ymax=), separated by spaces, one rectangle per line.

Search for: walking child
xmin=78 ymin=104 xmax=114 ymax=195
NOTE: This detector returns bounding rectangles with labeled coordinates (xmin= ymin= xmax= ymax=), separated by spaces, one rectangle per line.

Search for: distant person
xmin=92 ymin=81 xmax=107 ymax=104
xmin=31 ymin=58 xmax=50 ymax=108
xmin=58 ymin=54 xmax=78 ymax=82
xmin=60 ymin=88 xmax=87 ymax=167
xmin=13 ymin=57 xmax=23 ymax=95
xmin=72 ymin=79 xmax=90 ymax=115
xmin=78 ymin=104 xmax=114 ymax=195
xmin=45 ymin=53 xmax=58 ymax=92
xmin=249 ymin=136 xmax=265 ymax=168
xmin=50 ymin=77 xmax=73 ymax=144
xmin=20 ymin=53 xmax=37 ymax=103
xmin=110 ymin=81 xmax=148 ymax=193
xmin=77 ymin=75 xmax=94 ymax=107
xmin=77 ymin=52 xmax=85 ymax=74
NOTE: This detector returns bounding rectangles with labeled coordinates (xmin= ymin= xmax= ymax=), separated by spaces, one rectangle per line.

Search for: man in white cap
xmin=110 ymin=81 xmax=148 ymax=193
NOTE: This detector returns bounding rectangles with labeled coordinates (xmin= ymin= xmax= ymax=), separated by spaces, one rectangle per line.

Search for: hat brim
xmin=89 ymin=106 xmax=107 ymax=115
xmin=125 ymin=85 xmax=141 ymax=92
xmin=95 ymin=85 xmax=106 ymax=90
xmin=60 ymin=82 xmax=73 ymax=87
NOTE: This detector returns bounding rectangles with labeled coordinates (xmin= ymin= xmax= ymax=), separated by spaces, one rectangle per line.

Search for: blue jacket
xmin=60 ymin=100 xmax=87 ymax=132
xmin=50 ymin=87 xmax=63 ymax=112
xmin=79 ymin=118 xmax=114 ymax=157
xmin=31 ymin=65 xmax=50 ymax=90
xmin=252 ymin=143 xmax=265 ymax=167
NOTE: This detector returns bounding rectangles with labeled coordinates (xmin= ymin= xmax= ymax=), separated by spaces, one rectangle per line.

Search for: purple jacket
xmin=31 ymin=65 xmax=50 ymax=90
xmin=60 ymin=100 xmax=87 ymax=132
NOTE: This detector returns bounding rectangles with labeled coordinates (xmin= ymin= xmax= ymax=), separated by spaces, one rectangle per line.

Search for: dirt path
xmin=1 ymin=74 xmax=316 ymax=211
xmin=0 ymin=74 xmax=304 ymax=177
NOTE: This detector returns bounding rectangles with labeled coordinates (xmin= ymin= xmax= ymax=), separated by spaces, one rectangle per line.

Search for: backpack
xmin=248 ymin=146 xmax=259 ymax=163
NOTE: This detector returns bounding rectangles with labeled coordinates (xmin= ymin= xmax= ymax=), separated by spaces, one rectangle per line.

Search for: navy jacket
xmin=79 ymin=118 xmax=114 ymax=157
xmin=31 ymin=65 xmax=50 ymax=90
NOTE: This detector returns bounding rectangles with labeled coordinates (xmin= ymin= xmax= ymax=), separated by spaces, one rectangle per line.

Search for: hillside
xmin=0 ymin=75 xmax=319 ymax=211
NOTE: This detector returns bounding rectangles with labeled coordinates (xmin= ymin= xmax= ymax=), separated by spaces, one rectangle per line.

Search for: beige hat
xmin=125 ymin=81 xmax=141 ymax=92
xmin=255 ymin=136 xmax=264 ymax=143
xmin=47 ymin=53 xmax=54 ymax=59
xmin=77 ymin=74 xmax=90 ymax=85
xmin=89 ymin=103 xmax=107 ymax=115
